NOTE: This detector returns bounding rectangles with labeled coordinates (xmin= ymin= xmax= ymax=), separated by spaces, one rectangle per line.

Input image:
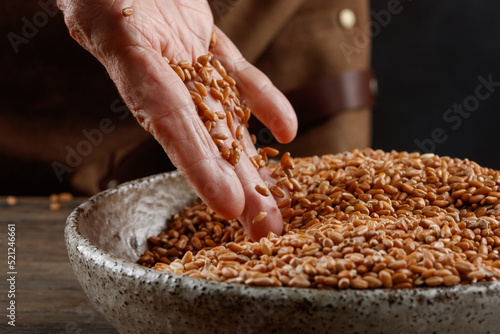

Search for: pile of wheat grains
xmin=137 ymin=30 xmax=500 ymax=289
xmin=139 ymin=149 xmax=500 ymax=289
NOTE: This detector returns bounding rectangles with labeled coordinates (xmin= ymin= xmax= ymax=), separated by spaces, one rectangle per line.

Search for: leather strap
xmin=285 ymin=69 xmax=376 ymax=130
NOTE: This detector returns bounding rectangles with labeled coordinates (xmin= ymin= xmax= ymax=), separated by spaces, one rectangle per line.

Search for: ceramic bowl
xmin=65 ymin=171 xmax=500 ymax=334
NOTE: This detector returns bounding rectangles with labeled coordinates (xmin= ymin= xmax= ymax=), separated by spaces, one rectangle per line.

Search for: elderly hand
xmin=57 ymin=0 xmax=297 ymax=240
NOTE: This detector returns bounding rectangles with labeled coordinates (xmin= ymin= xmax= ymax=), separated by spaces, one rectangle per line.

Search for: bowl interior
xmin=78 ymin=172 xmax=197 ymax=262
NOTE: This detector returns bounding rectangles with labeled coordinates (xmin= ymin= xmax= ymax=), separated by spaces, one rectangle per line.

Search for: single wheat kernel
xmin=251 ymin=134 xmax=257 ymax=144
xmin=6 ymin=196 xmax=17 ymax=206
xmin=255 ymin=184 xmax=270 ymax=197
xmin=236 ymin=125 xmax=244 ymax=140
xmin=262 ymin=147 xmax=280 ymax=157
xmin=226 ymin=111 xmax=233 ymax=128
xmin=194 ymin=82 xmax=207 ymax=96
xmin=121 ymin=7 xmax=134 ymax=16
xmin=212 ymin=133 xmax=229 ymax=140
xmin=252 ymin=211 xmax=267 ymax=224
xmin=210 ymin=31 xmax=217 ymax=47
xmin=210 ymin=87 xmax=224 ymax=101
xmin=268 ymin=186 xmax=284 ymax=198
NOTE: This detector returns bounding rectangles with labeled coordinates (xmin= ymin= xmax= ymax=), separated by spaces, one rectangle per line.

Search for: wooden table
xmin=0 ymin=196 xmax=118 ymax=333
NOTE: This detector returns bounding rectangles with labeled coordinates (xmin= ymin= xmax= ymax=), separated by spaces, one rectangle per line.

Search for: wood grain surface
xmin=0 ymin=196 xmax=118 ymax=333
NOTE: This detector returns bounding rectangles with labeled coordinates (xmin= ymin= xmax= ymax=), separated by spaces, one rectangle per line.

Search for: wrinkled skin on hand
xmin=57 ymin=0 xmax=297 ymax=240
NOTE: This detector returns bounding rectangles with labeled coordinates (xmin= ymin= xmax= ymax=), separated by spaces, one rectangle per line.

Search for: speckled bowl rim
xmin=65 ymin=171 xmax=500 ymax=326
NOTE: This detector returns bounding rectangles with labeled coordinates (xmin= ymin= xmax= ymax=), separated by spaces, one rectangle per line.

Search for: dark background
xmin=371 ymin=0 xmax=500 ymax=169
